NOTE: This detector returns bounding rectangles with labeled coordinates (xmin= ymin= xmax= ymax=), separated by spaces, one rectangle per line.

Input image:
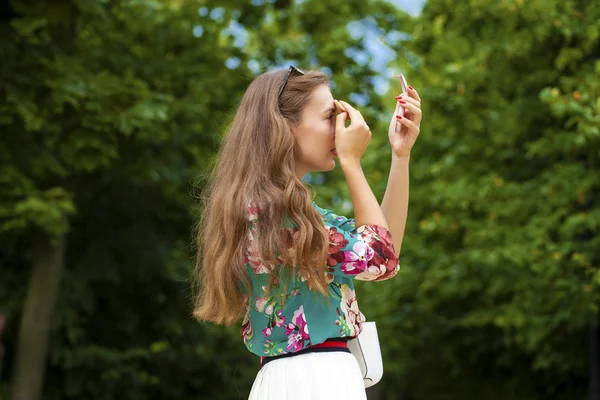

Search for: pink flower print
xmin=327 ymin=251 xmax=345 ymax=268
xmin=370 ymin=240 xmax=396 ymax=269
xmin=262 ymin=326 xmax=272 ymax=337
xmin=241 ymin=310 xmax=253 ymax=344
xmin=372 ymin=240 xmax=399 ymax=278
xmin=341 ymin=241 xmax=374 ymax=275
xmin=255 ymin=297 xmax=267 ymax=313
xmin=275 ymin=309 xmax=286 ymax=327
xmin=372 ymin=225 xmax=392 ymax=241
xmin=340 ymin=284 xmax=364 ymax=337
xmin=325 ymin=225 xmax=348 ymax=270
xmin=327 ymin=227 xmax=349 ymax=255
xmin=357 ymin=225 xmax=394 ymax=249
xmin=325 ymin=273 xmax=334 ymax=284
xmin=287 ymin=332 xmax=306 ymax=353
xmin=248 ymin=257 xmax=269 ymax=274
xmin=284 ymin=306 xmax=307 ymax=336
xmin=356 ymin=233 xmax=399 ymax=280
xmin=356 ymin=264 xmax=387 ymax=281
xmin=261 ymin=307 xmax=285 ymax=338
xmin=356 ymin=224 xmax=378 ymax=243
xmin=246 ymin=235 xmax=270 ymax=274
xmin=248 ymin=199 xmax=259 ymax=222
xmin=265 ymin=303 xmax=274 ymax=315
xmin=284 ymin=306 xmax=310 ymax=352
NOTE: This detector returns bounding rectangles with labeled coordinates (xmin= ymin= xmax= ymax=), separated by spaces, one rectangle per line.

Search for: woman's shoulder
xmin=311 ymin=200 xmax=332 ymax=218
xmin=310 ymin=200 xmax=324 ymax=212
xmin=311 ymin=201 xmax=355 ymax=229
xmin=247 ymin=198 xmax=350 ymax=228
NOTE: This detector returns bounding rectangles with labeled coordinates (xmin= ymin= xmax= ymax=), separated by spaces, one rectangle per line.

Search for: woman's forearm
xmin=380 ymin=154 xmax=410 ymax=257
xmin=339 ymin=159 xmax=389 ymax=229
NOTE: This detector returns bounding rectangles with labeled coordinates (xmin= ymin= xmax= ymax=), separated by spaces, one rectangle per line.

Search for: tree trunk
xmin=591 ymin=323 xmax=599 ymax=400
xmin=10 ymin=233 xmax=67 ymax=400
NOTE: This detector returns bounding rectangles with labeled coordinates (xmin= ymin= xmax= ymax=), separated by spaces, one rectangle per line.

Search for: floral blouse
xmin=241 ymin=199 xmax=400 ymax=357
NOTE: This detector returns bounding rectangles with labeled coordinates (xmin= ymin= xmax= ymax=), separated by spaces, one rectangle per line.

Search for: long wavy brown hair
xmin=192 ymin=68 xmax=332 ymax=326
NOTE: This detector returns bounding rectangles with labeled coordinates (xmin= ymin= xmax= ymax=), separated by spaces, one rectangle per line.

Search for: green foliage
xmin=2 ymin=0 xmax=598 ymax=398
xmin=1 ymin=0 xmax=252 ymax=398
xmin=355 ymin=0 xmax=599 ymax=398
xmin=0 ymin=0 xmax=407 ymax=399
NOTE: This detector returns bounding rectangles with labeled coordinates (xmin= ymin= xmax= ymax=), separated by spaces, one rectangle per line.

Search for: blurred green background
xmin=1 ymin=0 xmax=599 ymax=399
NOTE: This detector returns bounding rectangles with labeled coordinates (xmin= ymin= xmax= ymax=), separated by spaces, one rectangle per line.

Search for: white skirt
xmin=248 ymin=351 xmax=367 ymax=400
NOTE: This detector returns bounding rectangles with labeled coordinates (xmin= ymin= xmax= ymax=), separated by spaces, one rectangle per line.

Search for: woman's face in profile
xmin=293 ymin=84 xmax=337 ymax=178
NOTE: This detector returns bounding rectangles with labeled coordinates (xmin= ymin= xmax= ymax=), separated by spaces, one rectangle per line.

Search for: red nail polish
xmin=396 ymin=115 xmax=403 ymax=120
xmin=395 ymin=95 xmax=402 ymax=99
xmin=398 ymin=100 xmax=406 ymax=104
xmin=408 ymin=86 xmax=413 ymax=90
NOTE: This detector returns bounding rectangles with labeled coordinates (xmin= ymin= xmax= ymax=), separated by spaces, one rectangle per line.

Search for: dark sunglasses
xmin=277 ymin=65 xmax=306 ymax=99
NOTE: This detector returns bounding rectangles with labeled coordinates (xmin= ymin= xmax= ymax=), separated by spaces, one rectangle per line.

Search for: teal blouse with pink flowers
xmin=240 ymin=199 xmax=400 ymax=357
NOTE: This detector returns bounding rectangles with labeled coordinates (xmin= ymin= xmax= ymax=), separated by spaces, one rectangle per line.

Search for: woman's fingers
xmin=396 ymin=99 xmax=422 ymax=125
xmin=407 ymin=86 xmax=421 ymax=102
xmin=337 ymin=100 xmax=365 ymax=124
xmin=335 ymin=111 xmax=348 ymax=131
xmin=394 ymin=95 xmax=420 ymax=109
xmin=396 ymin=114 xmax=420 ymax=135
xmin=334 ymin=99 xmax=346 ymax=113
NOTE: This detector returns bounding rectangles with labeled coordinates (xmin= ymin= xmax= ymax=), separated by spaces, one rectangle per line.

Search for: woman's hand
xmin=334 ymin=99 xmax=372 ymax=166
xmin=388 ymin=86 xmax=422 ymax=159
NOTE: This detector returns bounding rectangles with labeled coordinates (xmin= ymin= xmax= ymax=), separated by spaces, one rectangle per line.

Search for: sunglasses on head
xmin=277 ymin=65 xmax=306 ymax=99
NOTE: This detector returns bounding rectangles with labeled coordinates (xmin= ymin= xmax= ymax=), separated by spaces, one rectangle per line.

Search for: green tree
xmin=357 ymin=0 xmax=599 ymax=398
xmin=1 ymin=0 xmax=248 ymax=398
xmin=1 ymin=0 xmax=408 ymax=398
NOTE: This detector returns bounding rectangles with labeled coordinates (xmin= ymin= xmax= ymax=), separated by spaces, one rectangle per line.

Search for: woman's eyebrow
xmin=322 ymin=106 xmax=336 ymax=114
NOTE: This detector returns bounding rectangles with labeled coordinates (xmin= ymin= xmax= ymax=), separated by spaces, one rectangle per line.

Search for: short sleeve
xmin=314 ymin=202 xmax=400 ymax=281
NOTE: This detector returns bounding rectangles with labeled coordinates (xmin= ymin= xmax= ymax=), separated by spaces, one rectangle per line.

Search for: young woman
xmin=193 ymin=66 xmax=422 ymax=399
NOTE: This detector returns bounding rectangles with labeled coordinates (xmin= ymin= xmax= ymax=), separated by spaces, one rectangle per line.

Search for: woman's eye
xmin=327 ymin=114 xmax=334 ymax=120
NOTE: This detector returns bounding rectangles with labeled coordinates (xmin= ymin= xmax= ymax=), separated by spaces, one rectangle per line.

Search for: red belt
xmin=259 ymin=338 xmax=350 ymax=368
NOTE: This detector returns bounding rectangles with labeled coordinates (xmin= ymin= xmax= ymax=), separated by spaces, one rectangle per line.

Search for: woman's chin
xmin=326 ymin=158 xmax=336 ymax=170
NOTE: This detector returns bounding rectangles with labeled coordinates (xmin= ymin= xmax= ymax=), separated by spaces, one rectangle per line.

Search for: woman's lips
xmin=330 ymin=149 xmax=337 ymax=156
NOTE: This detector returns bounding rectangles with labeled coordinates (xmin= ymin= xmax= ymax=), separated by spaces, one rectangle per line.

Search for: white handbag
xmin=347 ymin=321 xmax=384 ymax=388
